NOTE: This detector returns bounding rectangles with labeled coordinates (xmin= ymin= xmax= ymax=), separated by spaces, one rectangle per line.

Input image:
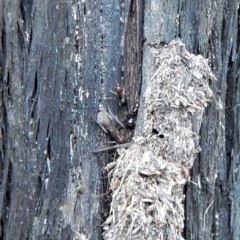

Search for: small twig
xmin=74 ymin=231 xmax=83 ymax=237
xmin=95 ymin=215 xmax=105 ymax=223
xmin=187 ymin=102 xmax=204 ymax=110
xmin=96 ymin=190 xmax=112 ymax=198
xmin=203 ymin=200 xmax=214 ymax=230
xmin=181 ymin=165 xmax=189 ymax=180
xmin=109 ymin=89 xmax=118 ymax=96
xmin=187 ymin=179 xmax=198 ymax=186
xmin=93 ymin=142 xmax=134 ymax=153
xmin=232 ymin=103 xmax=240 ymax=111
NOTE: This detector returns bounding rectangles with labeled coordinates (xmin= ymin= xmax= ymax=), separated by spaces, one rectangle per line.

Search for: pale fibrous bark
xmin=103 ymin=40 xmax=215 ymax=240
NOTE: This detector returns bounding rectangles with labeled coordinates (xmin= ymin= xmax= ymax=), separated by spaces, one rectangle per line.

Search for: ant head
xmin=117 ymin=136 xmax=125 ymax=144
xmin=115 ymin=85 xmax=123 ymax=96
xmin=126 ymin=117 xmax=135 ymax=128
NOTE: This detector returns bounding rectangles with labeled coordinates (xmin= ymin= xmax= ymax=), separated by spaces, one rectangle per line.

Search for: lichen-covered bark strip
xmin=141 ymin=0 xmax=240 ymax=239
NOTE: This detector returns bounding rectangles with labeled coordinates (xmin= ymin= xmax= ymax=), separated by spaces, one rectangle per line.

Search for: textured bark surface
xmin=0 ymin=0 xmax=239 ymax=240
xmin=0 ymin=0 xmax=141 ymax=239
xmin=140 ymin=1 xmax=240 ymax=240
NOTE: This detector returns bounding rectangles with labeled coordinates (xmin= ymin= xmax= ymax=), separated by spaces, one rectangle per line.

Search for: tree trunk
xmin=0 ymin=0 xmax=239 ymax=240
xmin=141 ymin=1 xmax=240 ymax=240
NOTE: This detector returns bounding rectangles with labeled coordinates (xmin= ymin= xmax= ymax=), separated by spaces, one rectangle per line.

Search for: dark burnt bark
xmin=0 ymin=0 xmax=239 ymax=240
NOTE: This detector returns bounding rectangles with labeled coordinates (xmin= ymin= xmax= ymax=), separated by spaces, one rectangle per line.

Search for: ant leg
xmin=109 ymin=90 xmax=118 ymax=96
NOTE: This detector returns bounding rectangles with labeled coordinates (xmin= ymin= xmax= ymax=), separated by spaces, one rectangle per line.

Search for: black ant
xmin=125 ymin=102 xmax=139 ymax=128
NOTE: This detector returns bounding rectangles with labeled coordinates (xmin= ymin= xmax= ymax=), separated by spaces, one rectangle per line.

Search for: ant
xmin=125 ymin=102 xmax=139 ymax=128
xmin=109 ymin=83 xmax=127 ymax=106
xmin=93 ymin=105 xmax=125 ymax=144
